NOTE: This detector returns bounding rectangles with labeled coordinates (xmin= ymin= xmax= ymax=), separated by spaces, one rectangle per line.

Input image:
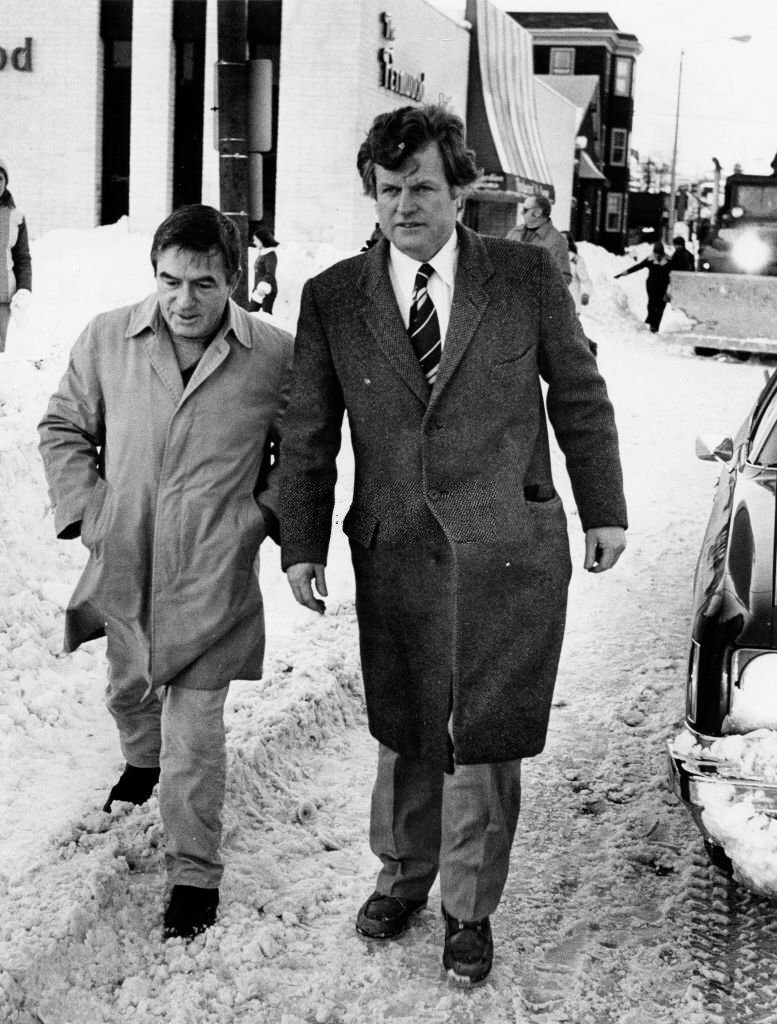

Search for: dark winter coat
xmin=0 ymin=193 xmax=31 ymax=303
xmin=250 ymin=249 xmax=278 ymax=313
xmin=669 ymin=248 xmax=695 ymax=272
xmin=279 ymin=225 xmax=627 ymax=769
xmin=38 ymin=296 xmax=293 ymax=690
xmin=621 ymin=254 xmax=672 ymax=299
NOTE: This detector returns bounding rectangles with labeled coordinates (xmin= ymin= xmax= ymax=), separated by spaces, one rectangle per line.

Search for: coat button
xmin=428 ymin=489 xmax=440 ymax=501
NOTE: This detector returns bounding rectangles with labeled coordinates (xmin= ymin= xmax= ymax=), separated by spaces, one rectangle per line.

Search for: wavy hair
xmin=357 ymin=105 xmax=480 ymax=199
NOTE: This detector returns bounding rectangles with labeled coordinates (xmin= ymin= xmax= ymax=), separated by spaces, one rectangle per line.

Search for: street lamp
xmin=666 ymin=34 xmax=751 ymax=241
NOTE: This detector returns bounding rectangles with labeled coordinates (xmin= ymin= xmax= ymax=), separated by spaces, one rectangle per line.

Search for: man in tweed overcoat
xmin=279 ymin=106 xmax=627 ymax=985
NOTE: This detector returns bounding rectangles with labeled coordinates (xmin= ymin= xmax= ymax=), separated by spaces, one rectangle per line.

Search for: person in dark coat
xmin=248 ymin=225 xmax=279 ymax=314
xmin=669 ymin=235 xmax=695 ymax=272
xmin=279 ymin=105 xmax=627 ymax=986
xmin=0 ymin=156 xmax=32 ymax=352
xmin=614 ymin=241 xmax=672 ymax=333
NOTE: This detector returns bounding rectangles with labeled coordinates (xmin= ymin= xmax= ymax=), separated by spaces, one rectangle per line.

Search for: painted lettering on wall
xmin=378 ymin=12 xmax=425 ymax=102
xmin=0 ymin=38 xmax=34 ymax=72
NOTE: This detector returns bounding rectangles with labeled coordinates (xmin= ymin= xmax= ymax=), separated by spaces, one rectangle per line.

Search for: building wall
xmin=0 ymin=1 xmax=102 ymax=237
xmin=129 ymin=0 xmax=175 ymax=233
xmin=534 ymin=79 xmax=577 ymax=233
xmin=275 ymin=0 xmax=470 ymax=251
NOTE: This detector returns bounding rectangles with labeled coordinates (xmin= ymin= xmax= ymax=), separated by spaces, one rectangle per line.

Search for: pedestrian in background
xmin=562 ymin=231 xmax=597 ymax=356
xmin=38 ymin=205 xmax=293 ymax=941
xmin=669 ymin=235 xmax=695 ymax=272
xmin=280 ymin=104 xmax=627 ymax=986
xmin=248 ymin=224 xmax=279 ymax=314
xmin=0 ymin=156 xmax=32 ymax=352
xmin=614 ymin=241 xmax=672 ymax=333
xmin=507 ymin=193 xmax=571 ymax=283
xmin=561 ymin=231 xmax=592 ymax=312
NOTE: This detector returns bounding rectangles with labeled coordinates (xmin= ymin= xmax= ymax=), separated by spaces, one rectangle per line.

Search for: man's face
xmin=0 ymin=171 xmax=6 ymax=197
xmin=155 ymin=246 xmax=235 ymax=345
xmin=374 ymin=142 xmax=460 ymax=262
xmin=520 ymin=199 xmax=546 ymax=230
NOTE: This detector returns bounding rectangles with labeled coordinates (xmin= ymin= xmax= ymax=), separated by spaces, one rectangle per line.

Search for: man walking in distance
xmin=508 ymin=192 xmax=572 ymax=284
xmin=38 ymin=205 xmax=293 ymax=940
xmin=279 ymin=105 xmax=627 ymax=985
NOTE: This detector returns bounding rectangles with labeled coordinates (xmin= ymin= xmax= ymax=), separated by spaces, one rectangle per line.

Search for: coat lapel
xmin=359 ymin=240 xmax=431 ymax=406
xmin=143 ymin=330 xmax=184 ymax=406
xmin=430 ymin=225 xmax=492 ymax=401
xmin=357 ymin=227 xmax=493 ymax=406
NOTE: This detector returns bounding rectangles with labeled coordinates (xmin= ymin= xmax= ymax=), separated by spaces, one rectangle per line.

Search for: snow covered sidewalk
xmin=2 ymin=225 xmax=777 ymax=1023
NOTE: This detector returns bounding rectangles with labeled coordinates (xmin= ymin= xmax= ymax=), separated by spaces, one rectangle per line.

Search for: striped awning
xmin=466 ymin=0 xmax=554 ymax=197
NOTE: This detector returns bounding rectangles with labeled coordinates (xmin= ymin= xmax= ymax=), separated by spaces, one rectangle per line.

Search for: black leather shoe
xmin=442 ymin=906 xmax=493 ymax=985
xmin=355 ymin=891 xmax=427 ymax=939
xmin=103 ymin=763 xmax=160 ymax=812
xmin=163 ymin=885 xmax=219 ymax=940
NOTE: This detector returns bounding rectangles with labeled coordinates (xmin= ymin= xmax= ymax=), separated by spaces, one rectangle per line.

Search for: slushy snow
xmin=2 ymin=220 xmax=777 ymax=1023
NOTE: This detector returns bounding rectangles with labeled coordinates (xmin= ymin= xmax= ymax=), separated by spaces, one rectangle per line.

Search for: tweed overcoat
xmin=280 ymin=225 xmax=627 ymax=768
xmin=38 ymin=295 xmax=293 ymax=690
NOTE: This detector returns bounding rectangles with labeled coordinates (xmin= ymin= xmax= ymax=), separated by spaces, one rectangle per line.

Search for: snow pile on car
xmin=672 ymin=726 xmax=777 ymax=893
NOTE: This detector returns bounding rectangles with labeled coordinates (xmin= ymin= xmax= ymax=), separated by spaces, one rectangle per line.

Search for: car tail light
xmin=687 ymin=640 xmax=700 ymax=722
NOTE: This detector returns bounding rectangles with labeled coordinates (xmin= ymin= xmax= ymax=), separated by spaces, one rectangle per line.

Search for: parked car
xmin=667 ymin=368 xmax=777 ymax=872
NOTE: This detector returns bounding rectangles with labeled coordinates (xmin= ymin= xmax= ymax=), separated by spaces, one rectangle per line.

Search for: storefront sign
xmin=378 ymin=12 xmax=425 ymax=102
xmin=0 ymin=37 xmax=33 ymax=72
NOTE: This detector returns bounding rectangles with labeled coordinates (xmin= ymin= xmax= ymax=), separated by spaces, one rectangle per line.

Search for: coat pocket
xmin=343 ymin=507 xmax=379 ymax=550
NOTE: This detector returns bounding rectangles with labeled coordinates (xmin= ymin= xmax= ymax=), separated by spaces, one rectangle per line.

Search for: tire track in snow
xmin=680 ymin=850 xmax=777 ymax=1024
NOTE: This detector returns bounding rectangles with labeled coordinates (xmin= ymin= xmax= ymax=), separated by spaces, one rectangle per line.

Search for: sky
xmin=434 ymin=0 xmax=777 ymax=182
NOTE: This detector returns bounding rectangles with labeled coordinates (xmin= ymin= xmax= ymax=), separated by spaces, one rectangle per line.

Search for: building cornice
xmin=525 ymin=29 xmax=642 ymax=58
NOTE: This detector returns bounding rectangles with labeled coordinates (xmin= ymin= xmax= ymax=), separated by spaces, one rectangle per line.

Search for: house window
xmin=610 ymin=128 xmax=628 ymax=166
xmin=605 ymin=193 xmax=623 ymax=233
xmin=614 ymin=57 xmax=633 ymax=96
xmin=549 ymin=47 xmax=574 ymax=75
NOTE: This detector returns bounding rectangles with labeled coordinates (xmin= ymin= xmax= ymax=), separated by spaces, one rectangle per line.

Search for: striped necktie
xmin=408 ymin=263 xmax=441 ymax=388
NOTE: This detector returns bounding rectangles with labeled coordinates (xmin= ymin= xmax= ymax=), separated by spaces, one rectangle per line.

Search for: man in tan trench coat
xmin=279 ymin=106 xmax=627 ymax=985
xmin=38 ymin=205 xmax=293 ymax=939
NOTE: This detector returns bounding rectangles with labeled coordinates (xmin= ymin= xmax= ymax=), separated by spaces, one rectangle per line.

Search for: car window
xmin=750 ymin=388 xmax=777 ymax=465
xmin=750 ymin=370 xmax=777 ymax=438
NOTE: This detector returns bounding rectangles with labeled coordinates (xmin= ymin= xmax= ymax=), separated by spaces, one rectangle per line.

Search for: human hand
xmin=286 ymin=562 xmax=328 ymax=613
xmin=584 ymin=527 xmax=626 ymax=573
xmin=252 ymin=282 xmax=271 ymax=299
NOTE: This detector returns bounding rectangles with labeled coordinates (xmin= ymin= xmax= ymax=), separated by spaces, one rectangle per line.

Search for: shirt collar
xmin=126 ymin=294 xmax=252 ymax=348
xmin=530 ymin=220 xmax=552 ymax=239
xmin=389 ymin=228 xmax=459 ymax=292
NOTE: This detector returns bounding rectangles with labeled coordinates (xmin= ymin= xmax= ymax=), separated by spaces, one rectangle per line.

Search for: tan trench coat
xmin=280 ymin=226 xmax=627 ymax=768
xmin=38 ymin=295 xmax=293 ymax=689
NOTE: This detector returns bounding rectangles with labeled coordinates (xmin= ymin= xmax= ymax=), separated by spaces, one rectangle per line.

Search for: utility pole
xmin=217 ymin=0 xmax=249 ymax=306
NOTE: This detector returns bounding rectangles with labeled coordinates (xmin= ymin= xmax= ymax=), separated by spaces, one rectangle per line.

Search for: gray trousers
xmin=370 ymin=743 xmax=522 ymax=921
xmin=0 ymin=303 xmax=10 ymax=351
xmin=105 ymin=624 xmax=229 ymax=888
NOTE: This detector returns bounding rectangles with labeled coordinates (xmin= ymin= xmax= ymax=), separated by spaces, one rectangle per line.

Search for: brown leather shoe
xmin=442 ymin=906 xmax=493 ymax=985
xmin=355 ymin=891 xmax=427 ymax=939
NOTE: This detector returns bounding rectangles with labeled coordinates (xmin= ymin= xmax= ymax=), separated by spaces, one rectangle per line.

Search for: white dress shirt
xmin=387 ymin=229 xmax=459 ymax=346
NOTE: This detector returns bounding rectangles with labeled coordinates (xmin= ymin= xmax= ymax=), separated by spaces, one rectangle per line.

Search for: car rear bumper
xmin=667 ymin=732 xmax=777 ymax=817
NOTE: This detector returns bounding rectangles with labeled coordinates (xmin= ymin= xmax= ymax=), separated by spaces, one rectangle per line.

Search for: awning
xmin=465 ymin=0 xmax=554 ymax=197
xmin=577 ymin=149 xmax=607 ymax=182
